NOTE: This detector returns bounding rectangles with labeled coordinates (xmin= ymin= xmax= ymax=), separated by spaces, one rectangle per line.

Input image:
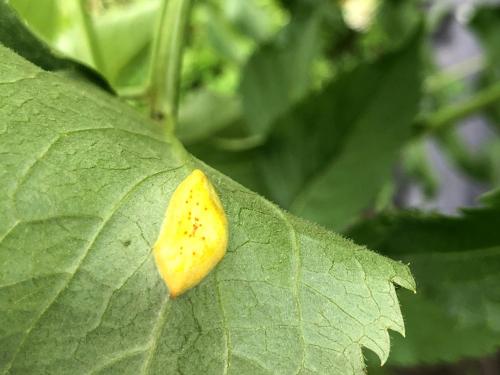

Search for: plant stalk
xmin=417 ymin=80 xmax=500 ymax=134
xmin=149 ymin=0 xmax=193 ymax=132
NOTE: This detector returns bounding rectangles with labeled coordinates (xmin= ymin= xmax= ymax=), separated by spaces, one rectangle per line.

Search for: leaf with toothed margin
xmin=348 ymin=190 xmax=500 ymax=366
xmin=0 ymin=44 xmax=414 ymax=375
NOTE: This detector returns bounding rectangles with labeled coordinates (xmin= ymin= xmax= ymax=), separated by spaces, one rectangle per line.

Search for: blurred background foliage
xmin=3 ymin=0 xmax=500 ymax=373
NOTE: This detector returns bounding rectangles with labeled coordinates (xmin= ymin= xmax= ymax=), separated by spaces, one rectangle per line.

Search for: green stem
xmin=417 ymin=81 xmax=500 ymax=134
xmin=149 ymin=0 xmax=193 ymax=131
xmin=79 ymin=0 xmax=105 ymax=73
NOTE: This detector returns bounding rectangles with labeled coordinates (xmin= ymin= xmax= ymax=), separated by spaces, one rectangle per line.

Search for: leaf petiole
xmin=149 ymin=0 xmax=193 ymax=133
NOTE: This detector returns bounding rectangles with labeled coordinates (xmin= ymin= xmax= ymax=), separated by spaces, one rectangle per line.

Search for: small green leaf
xmin=0 ymin=44 xmax=414 ymax=374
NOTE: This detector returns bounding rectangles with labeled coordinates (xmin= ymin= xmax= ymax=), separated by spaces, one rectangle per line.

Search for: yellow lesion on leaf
xmin=153 ymin=169 xmax=228 ymax=298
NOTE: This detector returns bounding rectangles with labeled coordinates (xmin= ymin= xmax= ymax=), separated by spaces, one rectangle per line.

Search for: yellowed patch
xmin=153 ymin=169 xmax=228 ymax=298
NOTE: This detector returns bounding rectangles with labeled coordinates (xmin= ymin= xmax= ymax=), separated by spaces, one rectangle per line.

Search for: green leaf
xmin=0 ymin=45 xmax=415 ymax=373
xmin=92 ymin=0 xmax=160 ymax=88
xmin=0 ymin=0 xmax=111 ymax=91
xmin=348 ymin=190 xmax=500 ymax=366
xmin=470 ymin=5 xmax=500 ymax=128
xmin=230 ymin=29 xmax=421 ymax=231
xmin=6 ymin=0 xmax=160 ymax=92
xmin=177 ymin=90 xmax=242 ymax=144
xmin=190 ymin=29 xmax=422 ymax=231
xmin=0 ymin=0 xmax=70 ymax=70
xmin=8 ymin=0 xmax=61 ymax=42
xmin=268 ymin=33 xmax=421 ymax=230
xmin=239 ymin=10 xmax=324 ymax=135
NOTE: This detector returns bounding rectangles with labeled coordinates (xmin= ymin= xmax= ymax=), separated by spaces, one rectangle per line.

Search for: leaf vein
xmin=3 ymin=168 xmax=178 ymax=374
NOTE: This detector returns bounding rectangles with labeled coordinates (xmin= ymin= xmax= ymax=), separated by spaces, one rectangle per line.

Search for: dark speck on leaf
xmin=123 ymin=240 xmax=131 ymax=247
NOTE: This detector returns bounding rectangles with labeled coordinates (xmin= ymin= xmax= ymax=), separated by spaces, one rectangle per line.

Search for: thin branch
xmin=416 ymin=81 xmax=500 ymax=134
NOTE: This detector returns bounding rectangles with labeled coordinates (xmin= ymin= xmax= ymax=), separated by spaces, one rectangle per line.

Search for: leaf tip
xmin=391 ymin=261 xmax=416 ymax=293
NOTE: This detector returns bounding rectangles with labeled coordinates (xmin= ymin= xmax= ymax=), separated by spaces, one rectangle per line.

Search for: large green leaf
xmin=262 ymin=31 xmax=421 ymax=230
xmin=348 ymin=190 xmax=500 ymax=366
xmin=196 ymin=30 xmax=422 ymax=231
xmin=0 ymin=45 xmax=415 ymax=373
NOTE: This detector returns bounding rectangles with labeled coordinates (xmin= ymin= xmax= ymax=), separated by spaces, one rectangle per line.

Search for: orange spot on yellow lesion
xmin=153 ymin=169 xmax=228 ymax=298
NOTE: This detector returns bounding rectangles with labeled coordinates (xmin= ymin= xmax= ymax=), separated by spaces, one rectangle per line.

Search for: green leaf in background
xmin=7 ymin=0 xmax=60 ymax=41
xmin=5 ymin=0 xmax=288 ymax=98
xmin=92 ymin=0 xmax=160 ymax=88
xmin=348 ymin=190 xmax=500 ymax=366
xmin=0 ymin=0 xmax=111 ymax=91
xmin=239 ymin=9 xmax=324 ymax=135
xmin=263 ymin=31 xmax=422 ymax=230
xmin=0 ymin=0 xmax=73 ymax=70
xmin=0 ymin=45 xmax=415 ymax=374
xmin=177 ymin=90 xmax=242 ymax=144
xmin=7 ymin=0 xmax=160 ymax=91
xmin=194 ymin=29 xmax=422 ymax=231
xmin=470 ymin=5 xmax=500 ymax=128
xmin=181 ymin=0 xmax=286 ymax=96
